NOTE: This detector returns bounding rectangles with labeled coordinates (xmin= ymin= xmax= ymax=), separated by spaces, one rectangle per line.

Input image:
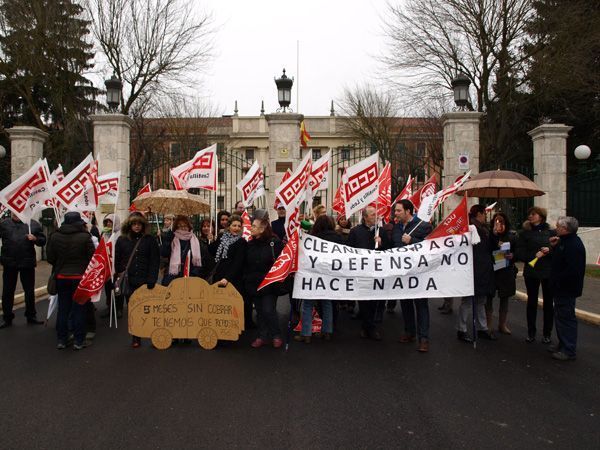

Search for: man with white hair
xmin=548 ymin=216 xmax=586 ymax=361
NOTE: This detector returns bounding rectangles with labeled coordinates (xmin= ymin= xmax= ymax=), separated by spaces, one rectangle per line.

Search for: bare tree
xmin=86 ymin=0 xmax=214 ymax=115
xmin=381 ymin=0 xmax=533 ymax=112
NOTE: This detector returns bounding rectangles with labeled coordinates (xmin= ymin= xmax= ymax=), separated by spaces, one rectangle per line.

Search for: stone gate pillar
xmin=441 ymin=112 xmax=484 ymax=216
xmin=90 ymin=114 xmax=132 ymax=222
xmin=7 ymin=126 xmax=48 ymax=182
xmin=264 ymin=113 xmax=304 ymax=215
xmin=528 ymin=123 xmax=571 ymax=221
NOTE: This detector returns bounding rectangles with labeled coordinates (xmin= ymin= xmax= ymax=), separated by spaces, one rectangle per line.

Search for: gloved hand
xmin=147 ymin=282 xmax=155 ymax=290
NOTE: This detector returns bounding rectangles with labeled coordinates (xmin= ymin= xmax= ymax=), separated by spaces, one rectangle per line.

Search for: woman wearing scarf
xmin=210 ymin=215 xmax=249 ymax=325
xmin=161 ymin=215 xmax=203 ymax=285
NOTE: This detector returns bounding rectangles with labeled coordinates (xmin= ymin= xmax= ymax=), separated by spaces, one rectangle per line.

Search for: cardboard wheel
xmin=151 ymin=328 xmax=173 ymax=350
xmin=197 ymin=327 xmax=218 ymax=350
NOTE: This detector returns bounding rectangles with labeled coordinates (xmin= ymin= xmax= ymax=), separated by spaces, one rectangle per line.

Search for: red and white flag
xmin=54 ymin=154 xmax=98 ymax=212
xmin=273 ymin=170 xmax=292 ymax=210
xmin=236 ymin=161 xmax=265 ymax=207
xmin=241 ymin=210 xmax=252 ymax=241
xmin=426 ymin=196 xmax=469 ymax=240
xmin=485 ymin=202 xmax=497 ymax=213
xmin=369 ymin=162 xmax=391 ymax=222
xmin=284 ymin=206 xmax=301 ymax=241
xmin=73 ymin=237 xmax=112 ymax=304
xmin=308 ymin=150 xmax=331 ymax=193
xmin=170 ymin=143 xmax=218 ymax=191
xmin=97 ymin=171 xmax=120 ymax=205
xmin=105 ymin=231 xmax=120 ymax=277
xmin=258 ymin=228 xmax=299 ymax=291
xmin=275 ymin=151 xmax=312 ymax=212
xmin=0 ymin=158 xmax=53 ymax=224
xmin=129 ymin=183 xmax=151 ymax=211
xmin=417 ymin=171 xmax=471 ymax=223
xmin=393 ymin=175 xmax=413 ymax=205
xmin=332 ymin=177 xmax=346 ymax=217
xmin=409 ymin=174 xmax=437 ymax=210
xmin=343 ymin=152 xmax=379 ymax=218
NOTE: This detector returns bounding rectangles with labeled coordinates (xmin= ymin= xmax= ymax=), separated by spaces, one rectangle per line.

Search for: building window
xmin=341 ymin=148 xmax=350 ymax=160
xmin=416 ymin=143 xmax=426 ymax=158
xmin=312 ymin=148 xmax=322 ymax=160
xmin=217 ymin=196 xmax=225 ymax=210
xmin=276 ymin=162 xmax=293 ymax=173
xmin=245 ymin=148 xmax=255 ymax=163
xmin=396 ymin=142 xmax=407 ymax=154
xmin=218 ymin=168 xmax=225 ymax=183
xmin=312 ymin=196 xmax=322 ymax=208
xmin=170 ymin=142 xmax=181 ymax=160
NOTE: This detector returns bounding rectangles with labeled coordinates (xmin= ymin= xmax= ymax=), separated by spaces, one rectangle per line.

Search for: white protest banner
xmin=236 ymin=160 xmax=265 ymax=207
xmin=293 ymin=232 xmax=474 ymax=300
xmin=0 ymin=158 xmax=53 ymax=223
xmin=54 ymin=153 xmax=98 ymax=212
xmin=343 ymin=152 xmax=379 ymax=218
xmin=275 ymin=151 xmax=312 ymax=211
xmin=97 ymin=171 xmax=120 ymax=205
xmin=170 ymin=143 xmax=218 ymax=191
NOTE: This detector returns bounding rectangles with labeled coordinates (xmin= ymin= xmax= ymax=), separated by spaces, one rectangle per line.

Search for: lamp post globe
xmin=104 ymin=74 xmax=123 ymax=112
xmin=0 ymin=145 xmax=6 ymax=159
xmin=451 ymin=72 xmax=471 ymax=110
xmin=574 ymin=144 xmax=591 ymax=160
xmin=274 ymin=69 xmax=293 ymax=112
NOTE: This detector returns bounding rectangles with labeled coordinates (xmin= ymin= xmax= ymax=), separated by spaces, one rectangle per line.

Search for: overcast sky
xmin=200 ymin=0 xmax=388 ymax=116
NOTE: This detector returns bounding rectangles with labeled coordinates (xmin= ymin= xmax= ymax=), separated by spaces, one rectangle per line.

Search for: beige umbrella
xmin=456 ymin=169 xmax=545 ymax=198
xmin=132 ymin=189 xmax=210 ymax=215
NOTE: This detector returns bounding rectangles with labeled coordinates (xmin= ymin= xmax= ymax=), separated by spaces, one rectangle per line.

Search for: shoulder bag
xmin=114 ymin=238 xmax=143 ymax=297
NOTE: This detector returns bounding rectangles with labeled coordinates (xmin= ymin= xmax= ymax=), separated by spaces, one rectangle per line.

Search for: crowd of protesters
xmin=0 ymin=201 xmax=587 ymax=361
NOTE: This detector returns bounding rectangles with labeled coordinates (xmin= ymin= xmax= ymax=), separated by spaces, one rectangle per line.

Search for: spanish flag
xmin=300 ymin=121 xmax=311 ymax=148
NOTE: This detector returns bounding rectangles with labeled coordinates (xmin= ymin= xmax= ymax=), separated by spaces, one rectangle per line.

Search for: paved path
xmin=0 ymin=296 xmax=599 ymax=449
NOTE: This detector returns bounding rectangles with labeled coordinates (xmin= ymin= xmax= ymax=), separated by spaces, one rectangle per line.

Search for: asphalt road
xmin=1 ymin=297 xmax=599 ymax=449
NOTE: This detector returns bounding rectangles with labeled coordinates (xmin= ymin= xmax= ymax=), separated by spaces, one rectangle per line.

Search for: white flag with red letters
xmin=97 ymin=172 xmax=121 ymax=205
xmin=275 ymin=151 xmax=312 ymax=212
xmin=236 ymin=161 xmax=265 ymax=207
xmin=53 ymin=154 xmax=98 ymax=212
xmin=343 ymin=152 xmax=379 ymax=218
xmin=170 ymin=144 xmax=218 ymax=191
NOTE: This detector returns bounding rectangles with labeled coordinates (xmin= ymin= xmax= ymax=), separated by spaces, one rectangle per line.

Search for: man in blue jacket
xmin=391 ymin=200 xmax=433 ymax=352
xmin=548 ymin=216 xmax=586 ymax=361
xmin=0 ymin=213 xmax=46 ymax=327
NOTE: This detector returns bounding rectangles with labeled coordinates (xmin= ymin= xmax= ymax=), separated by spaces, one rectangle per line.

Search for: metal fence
xmin=568 ymin=163 xmax=600 ymax=227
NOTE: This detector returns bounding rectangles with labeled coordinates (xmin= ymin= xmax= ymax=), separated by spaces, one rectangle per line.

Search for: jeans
xmin=254 ymin=294 xmax=280 ymax=339
xmin=301 ymin=299 xmax=333 ymax=336
xmin=2 ymin=267 xmax=36 ymax=321
xmin=56 ymin=278 xmax=86 ymax=345
xmin=457 ymin=296 xmax=487 ymax=333
xmin=359 ymin=300 xmax=384 ymax=332
xmin=525 ymin=276 xmax=553 ymax=338
xmin=400 ymin=298 xmax=430 ymax=340
xmin=554 ymin=296 xmax=577 ymax=357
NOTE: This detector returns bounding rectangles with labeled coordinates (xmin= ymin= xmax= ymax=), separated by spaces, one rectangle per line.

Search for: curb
xmin=515 ymin=290 xmax=600 ymax=327
xmin=13 ymin=287 xmax=48 ymax=308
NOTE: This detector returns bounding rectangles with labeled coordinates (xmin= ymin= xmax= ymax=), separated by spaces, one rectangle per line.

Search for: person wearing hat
xmin=46 ymin=212 xmax=95 ymax=350
xmin=0 ymin=212 xmax=46 ymax=328
xmin=516 ymin=206 xmax=556 ymax=344
xmin=115 ymin=212 xmax=160 ymax=348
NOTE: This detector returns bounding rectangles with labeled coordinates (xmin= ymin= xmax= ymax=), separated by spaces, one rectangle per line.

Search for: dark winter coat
xmin=550 ymin=233 xmax=586 ymax=298
xmin=347 ymin=223 xmax=391 ymax=250
xmin=471 ymin=219 xmax=495 ymax=297
xmin=46 ymin=224 xmax=94 ymax=276
xmin=115 ymin=231 xmax=160 ymax=290
xmin=271 ymin=217 xmax=286 ymax=241
xmin=243 ymin=236 xmax=283 ymax=298
xmin=491 ymin=230 xmax=517 ymax=298
xmin=0 ymin=218 xmax=46 ymax=268
xmin=516 ymin=221 xmax=556 ymax=280
xmin=313 ymin=229 xmax=344 ymax=245
xmin=211 ymin=235 xmax=247 ymax=295
xmin=391 ymin=216 xmax=432 ymax=247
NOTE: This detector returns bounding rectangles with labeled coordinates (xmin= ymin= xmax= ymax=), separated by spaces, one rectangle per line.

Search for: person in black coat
xmin=456 ymin=205 xmax=496 ymax=342
xmin=547 ymin=216 xmax=586 ymax=361
xmin=486 ymin=212 xmax=517 ymax=335
xmin=271 ymin=206 xmax=286 ymax=241
xmin=242 ymin=217 xmax=284 ymax=348
xmin=391 ymin=199 xmax=433 ymax=352
xmin=46 ymin=212 xmax=94 ymax=349
xmin=0 ymin=213 xmax=46 ymax=327
xmin=347 ymin=206 xmax=390 ymax=340
xmin=515 ymin=206 xmax=556 ymax=343
xmin=115 ymin=212 xmax=160 ymax=347
xmin=211 ymin=215 xmax=249 ymax=325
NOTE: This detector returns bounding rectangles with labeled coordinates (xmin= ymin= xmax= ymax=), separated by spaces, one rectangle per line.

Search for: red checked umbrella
xmin=456 ymin=169 xmax=545 ymax=198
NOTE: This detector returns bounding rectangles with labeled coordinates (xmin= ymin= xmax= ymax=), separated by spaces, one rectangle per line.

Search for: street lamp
xmin=574 ymin=144 xmax=591 ymax=160
xmin=104 ymin=73 xmax=123 ymax=112
xmin=274 ymin=69 xmax=293 ymax=112
xmin=451 ymin=72 xmax=472 ymax=111
xmin=0 ymin=145 xmax=6 ymax=159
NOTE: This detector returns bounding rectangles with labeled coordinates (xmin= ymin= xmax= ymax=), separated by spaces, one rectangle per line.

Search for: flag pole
xmin=465 ymin=190 xmax=476 ymax=349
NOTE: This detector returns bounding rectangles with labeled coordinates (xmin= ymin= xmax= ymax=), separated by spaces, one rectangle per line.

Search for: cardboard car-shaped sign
xmin=128 ymin=277 xmax=245 ymax=350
